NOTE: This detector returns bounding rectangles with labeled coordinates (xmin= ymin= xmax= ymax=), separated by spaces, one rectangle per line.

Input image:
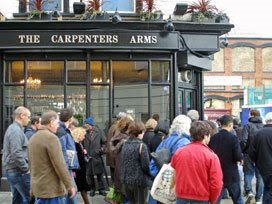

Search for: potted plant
xmin=82 ymin=0 xmax=109 ymax=20
xmin=139 ymin=0 xmax=163 ymax=21
xmin=187 ymin=0 xmax=218 ymax=23
xmin=28 ymin=0 xmax=51 ymax=20
xmin=73 ymin=0 xmax=86 ymax=14
xmin=215 ymin=11 xmax=229 ymax=23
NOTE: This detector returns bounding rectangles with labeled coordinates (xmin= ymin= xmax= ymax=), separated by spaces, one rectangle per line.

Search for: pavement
xmin=0 ymin=191 xmax=247 ymax=204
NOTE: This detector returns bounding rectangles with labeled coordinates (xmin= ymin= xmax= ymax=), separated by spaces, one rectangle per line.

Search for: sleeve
xmin=209 ymin=154 xmax=223 ymax=204
xmin=59 ymin=134 xmax=69 ymax=167
xmin=47 ymin=137 xmax=73 ymax=190
xmin=140 ymin=143 xmax=150 ymax=175
xmin=240 ymin=124 xmax=249 ymax=152
xmin=9 ymin=130 xmax=29 ymax=172
xmin=233 ymin=136 xmax=243 ymax=162
xmin=249 ymin=132 xmax=258 ymax=162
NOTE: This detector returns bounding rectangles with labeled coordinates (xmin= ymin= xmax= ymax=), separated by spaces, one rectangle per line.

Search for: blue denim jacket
xmin=149 ymin=131 xmax=191 ymax=177
xmin=56 ymin=122 xmax=80 ymax=170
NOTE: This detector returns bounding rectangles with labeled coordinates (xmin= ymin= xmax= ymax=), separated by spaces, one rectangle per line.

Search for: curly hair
xmin=116 ymin=116 xmax=133 ymax=133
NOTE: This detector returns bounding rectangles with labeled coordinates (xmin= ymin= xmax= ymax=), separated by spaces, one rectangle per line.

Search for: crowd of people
xmin=2 ymin=106 xmax=272 ymax=204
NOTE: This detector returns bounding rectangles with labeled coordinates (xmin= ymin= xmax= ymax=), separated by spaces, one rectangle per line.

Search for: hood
xmin=154 ymin=120 xmax=169 ymax=135
xmin=249 ymin=116 xmax=263 ymax=124
xmin=110 ymin=132 xmax=129 ymax=154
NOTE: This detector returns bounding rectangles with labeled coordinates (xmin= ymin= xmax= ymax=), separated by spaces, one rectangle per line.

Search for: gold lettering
xmin=72 ymin=35 xmax=78 ymax=43
xmin=51 ymin=35 xmax=57 ymax=43
xmin=100 ymin=35 xmax=106 ymax=43
xmin=65 ymin=35 xmax=71 ymax=43
xmin=152 ymin=36 xmax=157 ymax=43
xmin=129 ymin=36 xmax=136 ymax=44
xmin=85 ymin=35 xmax=92 ymax=43
xmin=112 ymin=35 xmax=118 ymax=43
xmin=18 ymin=35 xmax=25 ymax=43
xmin=78 ymin=35 xmax=85 ymax=43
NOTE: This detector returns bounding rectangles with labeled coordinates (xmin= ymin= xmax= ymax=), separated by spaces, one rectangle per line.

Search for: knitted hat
xmin=84 ymin=116 xmax=95 ymax=126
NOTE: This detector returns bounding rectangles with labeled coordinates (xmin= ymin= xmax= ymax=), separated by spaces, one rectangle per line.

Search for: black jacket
xmin=249 ymin=124 xmax=272 ymax=178
xmin=240 ymin=116 xmax=263 ymax=154
xmin=209 ymin=129 xmax=243 ymax=183
xmin=121 ymin=138 xmax=150 ymax=187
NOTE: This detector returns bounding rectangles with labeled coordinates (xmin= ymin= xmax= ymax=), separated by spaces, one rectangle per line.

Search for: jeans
xmin=35 ymin=196 xmax=66 ymax=204
xmin=216 ymin=182 xmax=243 ymax=204
xmin=6 ymin=171 xmax=30 ymax=204
xmin=243 ymin=154 xmax=264 ymax=200
xmin=66 ymin=170 xmax=77 ymax=204
xmin=176 ymin=198 xmax=209 ymax=204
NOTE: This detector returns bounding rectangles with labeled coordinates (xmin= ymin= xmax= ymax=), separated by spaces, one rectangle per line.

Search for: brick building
xmin=204 ymin=37 xmax=272 ymax=118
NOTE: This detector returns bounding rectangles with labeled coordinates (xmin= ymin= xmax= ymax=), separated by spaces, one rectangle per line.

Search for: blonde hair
xmin=145 ymin=118 xmax=157 ymax=129
xmin=169 ymin=114 xmax=191 ymax=136
xmin=71 ymin=127 xmax=86 ymax=143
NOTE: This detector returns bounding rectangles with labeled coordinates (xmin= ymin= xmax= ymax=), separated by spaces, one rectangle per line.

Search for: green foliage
xmin=81 ymin=7 xmax=107 ymax=20
xmin=215 ymin=12 xmax=230 ymax=23
xmin=28 ymin=10 xmax=49 ymax=19
xmin=74 ymin=114 xmax=84 ymax=126
xmin=140 ymin=10 xmax=162 ymax=21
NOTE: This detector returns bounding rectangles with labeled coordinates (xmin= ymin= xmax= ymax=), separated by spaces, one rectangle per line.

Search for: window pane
xmin=91 ymin=86 xmax=109 ymax=131
xmin=102 ymin=0 xmax=134 ymax=12
xmin=5 ymin=61 xmax=24 ymax=83
xmin=29 ymin=0 xmax=62 ymax=11
xmin=113 ymin=61 xmax=148 ymax=84
xmin=3 ymin=86 xmax=24 ymax=131
xmin=232 ymin=47 xmax=255 ymax=72
xmin=152 ymin=61 xmax=170 ymax=82
xmin=67 ymin=86 xmax=86 ymax=124
xmin=26 ymin=61 xmax=64 ymax=114
xmin=91 ymin=61 xmax=109 ymax=83
xmin=67 ymin=61 xmax=86 ymax=83
xmin=152 ymin=86 xmax=170 ymax=121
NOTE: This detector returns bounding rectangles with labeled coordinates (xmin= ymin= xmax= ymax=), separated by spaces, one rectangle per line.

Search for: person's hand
xmin=83 ymin=149 xmax=87 ymax=155
xmin=238 ymin=160 xmax=243 ymax=165
xmin=68 ymin=187 xmax=76 ymax=198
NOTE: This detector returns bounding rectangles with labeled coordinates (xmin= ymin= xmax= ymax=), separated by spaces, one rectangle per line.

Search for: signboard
xmin=204 ymin=76 xmax=242 ymax=86
xmin=204 ymin=108 xmax=232 ymax=121
xmin=0 ymin=31 xmax=180 ymax=50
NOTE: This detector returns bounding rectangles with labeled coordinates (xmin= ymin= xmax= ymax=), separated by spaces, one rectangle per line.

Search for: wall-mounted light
xmin=220 ymin=36 xmax=229 ymax=47
xmin=173 ymin=3 xmax=188 ymax=16
xmin=112 ymin=9 xmax=122 ymax=24
xmin=164 ymin=16 xmax=175 ymax=32
xmin=52 ymin=10 xmax=62 ymax=21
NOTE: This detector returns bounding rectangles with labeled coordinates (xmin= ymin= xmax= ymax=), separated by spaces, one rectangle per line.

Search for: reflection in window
xmin=26 ymin=61 xmax=64 ymax=114
xmin=5 ymin=61 xmax=24 ymax=83
xmin=185 ymin=91 xmax=192 ymax=112
xmin=113 ymin=61 xmax=148 ymax=84
xmin=91 ymin=61 xmax=109 ymax=83
xmin=152 ymin=61 xmax=170 ymax=82
xmin=67 ymin=86 xmax=86 ymax=121
xmin=91 ymin=86 xmax=109 ymax=131
xmin=152 ymin=86 xmax=170 ymax=122
xmin=29 ymin=0 xmax=62 ymax=11
xmin=102 ymin=0 xmax=134 ymax=12
xmin=67 ymin=61 xmax=86 ymax=83
xmin=232 ymin=47 xmax=255 ymax=72
xmin=4 ymin=86 xmax=24 ymax=131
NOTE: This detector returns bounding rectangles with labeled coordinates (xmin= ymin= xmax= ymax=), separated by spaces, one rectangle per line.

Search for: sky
xmin=216 ymin=0 xmax=272 ymax=37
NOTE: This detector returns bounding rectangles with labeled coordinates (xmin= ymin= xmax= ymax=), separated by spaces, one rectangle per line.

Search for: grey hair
xmin=169 ymin=114 xmax=191 ymax=136
xmin=187 ymin=110 xmax=200 ymax=122
xmin=265 ymin=112 xmax=272 ymax=124
xmin=14 ymin=106 xmax=30 ymax=119
xmin=117 ymin=112 xmax=127 ymax=119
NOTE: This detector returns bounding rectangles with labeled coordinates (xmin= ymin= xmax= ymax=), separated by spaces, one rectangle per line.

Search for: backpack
xmin=150 ymin=137 xmax=182 ymax=170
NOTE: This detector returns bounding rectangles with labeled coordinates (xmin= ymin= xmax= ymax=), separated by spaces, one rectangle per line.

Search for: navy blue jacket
xmin=209 ymin=129 xmax=243 ymax=183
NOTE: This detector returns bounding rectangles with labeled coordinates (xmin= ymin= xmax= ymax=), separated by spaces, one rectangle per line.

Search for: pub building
xmin=0 ymin=0 xmax=232 ymax=188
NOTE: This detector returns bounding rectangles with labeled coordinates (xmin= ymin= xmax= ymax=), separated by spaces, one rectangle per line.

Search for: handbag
xmin=106 ymin=186 xmax=125 ymax=203
xmin=150 ymin=137 xmax=182 ymax=169
xmin=151 ymin=163 xmax=176 ymax=204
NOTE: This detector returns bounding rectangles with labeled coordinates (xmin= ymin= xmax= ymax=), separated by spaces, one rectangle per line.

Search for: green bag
xmin=106 ymin=187 xmax=125 ymax=203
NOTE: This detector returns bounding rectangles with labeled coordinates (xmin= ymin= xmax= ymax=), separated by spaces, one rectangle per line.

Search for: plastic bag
xmin=151 ymin=163 xmax=176 ymax=204
xmin=106 ymin=186 xmax=125 ymax=203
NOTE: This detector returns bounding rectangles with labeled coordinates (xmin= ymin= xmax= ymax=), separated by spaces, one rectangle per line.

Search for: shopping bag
xmin=151 ymin=163 xmax=176 ymax=204
xmin=106 ymin=186 xmax=125 ymax=203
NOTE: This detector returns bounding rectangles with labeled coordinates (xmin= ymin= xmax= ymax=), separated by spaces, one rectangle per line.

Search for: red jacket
xmin=171 ymin=141 xmax=223 ymax=204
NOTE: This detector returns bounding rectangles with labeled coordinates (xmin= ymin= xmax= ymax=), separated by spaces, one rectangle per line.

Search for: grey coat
xmin=83 ymin=126 xmax=106 ymax=175
xmin=3 ymin=121 xmax=29 ymax=173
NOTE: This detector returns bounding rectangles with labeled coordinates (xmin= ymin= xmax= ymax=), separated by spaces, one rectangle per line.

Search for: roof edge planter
xmin=215 ymin=12 xmax=230 ymax=23
xmin=29 ymin=10 xmax=51 ymax=20
xmin=138 ymin=0 xmax=163 ymax=21
xmin=82 ymin=0 xmax=109 ymax=20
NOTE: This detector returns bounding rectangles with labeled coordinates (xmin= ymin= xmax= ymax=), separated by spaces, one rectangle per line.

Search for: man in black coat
xmin=209 ymin=115 xmax=243 ymax=204
xmin=249 ymin=112 xmax=272 ymax=204
xmin=240 ymin=109 xmax=264 ymax=203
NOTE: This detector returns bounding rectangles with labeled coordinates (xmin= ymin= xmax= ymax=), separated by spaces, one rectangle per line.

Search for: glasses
xmin=23 ymin=114 xmax=31 ymax=119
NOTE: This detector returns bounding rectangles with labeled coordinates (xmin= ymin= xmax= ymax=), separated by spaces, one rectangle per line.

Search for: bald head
xmin=14 ymin=106 xmax=31 ymax=126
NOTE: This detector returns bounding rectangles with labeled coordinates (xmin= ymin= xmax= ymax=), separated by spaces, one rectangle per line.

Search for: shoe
xmin=245 ymin=192 xmax=254 ymax=204
xmin=89 ymin=190 xmax=95 ymax=197
xmin=99 ymin=189 xmax=106 ymax=196
xmin=256 ymin=198 xmax=261 ymax=204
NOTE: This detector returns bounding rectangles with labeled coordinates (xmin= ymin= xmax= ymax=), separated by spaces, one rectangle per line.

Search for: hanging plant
xmin=20 ymin=0 xmax=51 ymax=20
xmin=82 ymin=0 xmax=108 ymax=20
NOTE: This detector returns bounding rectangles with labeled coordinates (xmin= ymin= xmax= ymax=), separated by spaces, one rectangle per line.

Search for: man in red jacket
xmin=171 ymin=121 xmax=223 ymax=204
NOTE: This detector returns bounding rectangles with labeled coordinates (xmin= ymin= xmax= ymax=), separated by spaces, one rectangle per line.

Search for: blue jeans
xmin=216 ymin=182 xmax=243 ymax=204
xmin=35 ymin=196 xmax=66 ymax=204
xmin=243 ymin=154 xmax=264 ymax=200
xmin=6 ymin=171 xmax=30 ymax=204
xmin=176 ymin=198 xmax=209 ymax=204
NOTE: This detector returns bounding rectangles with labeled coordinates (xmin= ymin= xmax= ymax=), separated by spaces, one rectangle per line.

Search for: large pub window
xmin=102 ymin=0 xmax=135 ymax=12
